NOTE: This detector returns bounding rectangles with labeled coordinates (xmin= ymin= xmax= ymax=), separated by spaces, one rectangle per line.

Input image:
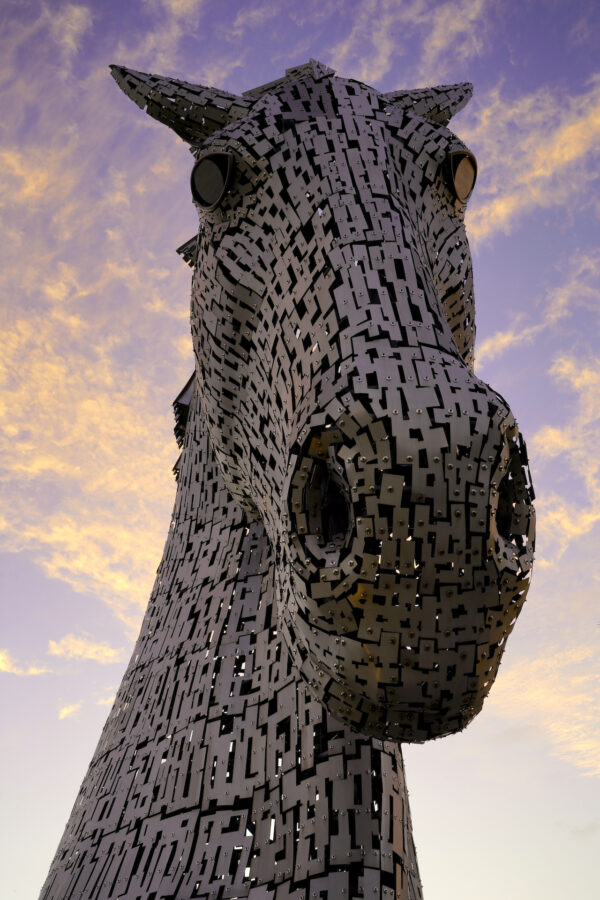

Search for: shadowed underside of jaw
xmin=280 ymin=354 xmax=534 ymax=742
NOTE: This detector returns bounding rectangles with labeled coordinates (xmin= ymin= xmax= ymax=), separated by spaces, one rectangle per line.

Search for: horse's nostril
xmin=321 ymin=468 xmax=350 ymax=545
xmin=492 ymin=430 xmax=535 ymax=571
xmin=496 ymin=469 xmax=515 ymax=541
xmin=304 ymin=458 xmax=351 ymax=552
xmin=288 ymin=429 xmax=356 ymax=567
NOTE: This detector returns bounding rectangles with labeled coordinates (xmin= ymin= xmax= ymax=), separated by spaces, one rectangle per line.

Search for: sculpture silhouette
xmin=40 ymin=60 xmax=535 ymax=899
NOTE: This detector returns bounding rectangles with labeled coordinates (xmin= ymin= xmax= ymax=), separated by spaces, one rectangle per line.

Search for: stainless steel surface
xmin=40 ymin=59 xmax=535 ymax=899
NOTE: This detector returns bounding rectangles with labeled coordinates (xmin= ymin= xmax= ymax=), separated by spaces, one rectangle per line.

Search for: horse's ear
xmin=383 ymin=82 xmax=473 ymax=125
xmin=110 ymin=65 xmax=252 ymax=144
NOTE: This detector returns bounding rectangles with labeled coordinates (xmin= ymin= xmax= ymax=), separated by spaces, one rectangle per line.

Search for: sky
xmin=0 ymin=0 xmax=598 ymax=897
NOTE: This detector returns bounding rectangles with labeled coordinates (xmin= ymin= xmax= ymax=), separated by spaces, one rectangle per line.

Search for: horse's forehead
xmin=250 ymin=74 xmax=384 ymax=125
xmin=217 ymin=78 xmax=455 ymax=158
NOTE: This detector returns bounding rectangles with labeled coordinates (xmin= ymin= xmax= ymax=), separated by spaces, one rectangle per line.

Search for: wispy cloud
xmin=46 ymin=3 xmax=93 ymax=63
xmin=328 ymin=0 xmax=490 ymax=86
xmin=0 ymin=649 xmax=49 ymax=676
xmin=413 ymin=0 xmax=489 ymax=83
xmin=0 ymin=295 xmax=184 ymax=629
xmin=489 ymin=645 xmax=600 ymax=777
xmin=476 ymin=252 xmax=600 ymax=365
xmin=529 ymin=354 xmax=600 ymax=565
xmin=473 ymin=237 xmax=599 ymax=592
xmin=58 ymin=701 xmax=82 ymax=720
xmin=142 ymin=0 xmax=205 ymax=22
xmin=0 ymin=141 xmax=78 ymax=204
xmin=0 ymin=3 xmax=92 ymax=89
xmin=231 ymin=1 xmax=279 ymax=37
xmin=0 ymin=16 xmax=195 ymax=634
xmin=161 ymin=0 xmax=205 ymax=20
xmin=475 ymin=251 xmax=600 ymax=571
xmin=463 ymin=77 xmax=600 ymax=240
xmin=123 ymin=0 xmax=241 ymax=80
xmin=328 ymin=0 xmax=417 ymax=84
xmin=114 ymin=14 xmax=190 ymax=73
xmin=48 ymin=634 xmax=125 ymax=664
xmin=97 ymin=693 xmax=116 ymax=706
xmin=568 ymin=12 xmax=600 ymax=49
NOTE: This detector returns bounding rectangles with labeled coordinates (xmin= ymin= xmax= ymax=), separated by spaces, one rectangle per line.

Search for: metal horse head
xmin=112 ymin=60 xmax=535 ymax=743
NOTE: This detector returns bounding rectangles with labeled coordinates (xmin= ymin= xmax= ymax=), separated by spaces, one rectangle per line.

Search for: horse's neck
xmin=41 ymin=386 xmax=423 ymax=899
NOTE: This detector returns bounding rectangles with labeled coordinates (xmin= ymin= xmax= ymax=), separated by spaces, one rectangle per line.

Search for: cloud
xmin=327 ymin=0 xmax=490 ymax=85
xmin=0 ymin=649 xmax=50 ymax=676
xmin=0 ymin=146 xmax=69 ymax=204
xmin=0 ymin=122 xmax=81 ymax=210
xmin=488 ymin=645 xmax=600 ymax=777
xmin=47 ymin=3 xmax=93 ymax=62
xmin=328 ymin=0 xmax=416 ymax=84
xmin=188 ymin=55 xmax=247 ymax=91
xmin=114 ymin=15 xmax=189 ymax=73
xmin=142 ymin=0 xmax=205 ymax=23
xmin=474 ymin=256 xmax=599 ymax=568
xmin=124 ymin=1 xmax=242 ymax=79
xmin=97 ymin=693 xmax=116 ymax=706
xmin=58 ymin=701 xmax=82 ymax=720
xmin=476 ymin=251 xmax=600 ymax=567
xmin=161 ymin=0 xmax=204 ymax=20
xmin=0 ymin=23 xmax=195 ymax=634
xmin=48 ymin=634 xmax=125 ymax=664
xmin=463 ymin=77 xmax=600 ymax=241
xmin=231 ymin=2 xmax=279 ymax=37
xmin=568 ymin=12 xmax=600 ymax=49
xmin=529 ymin=354 xmax=600 ymax=564
xmin=476 ymin=252 xmax=600 ymax=365
xmin=0 ymin=3 xmax=91 ymax=88
xmin=0 ymin=294 xmax=184 ymax=629
xmin=413 ymin=0 xmax=489 ymax=83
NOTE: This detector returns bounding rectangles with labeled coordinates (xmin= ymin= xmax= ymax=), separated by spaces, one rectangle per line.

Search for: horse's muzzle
xmin=282 ymin=392 xmax=535 ymax=742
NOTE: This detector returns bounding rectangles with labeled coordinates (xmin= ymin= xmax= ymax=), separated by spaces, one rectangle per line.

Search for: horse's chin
xmin=278 ymin=523 xmax=534 ymax=742
xmin=278 ymin=573 xmax=465 ymax=741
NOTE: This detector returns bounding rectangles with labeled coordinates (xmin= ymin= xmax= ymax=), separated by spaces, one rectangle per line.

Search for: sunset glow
xmin=1 ymin=2 xmax=598 ymax=898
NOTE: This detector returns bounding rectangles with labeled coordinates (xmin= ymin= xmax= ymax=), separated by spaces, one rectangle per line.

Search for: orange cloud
xmin=476 ymin=252 xmax=599 ymax=365
xmin=0 ymin=649 xmax=50 ymax=676
xmin=489 ymin=645 xmax=600 ymax=777
xmin=0 ymin=65 xmax=192 ymax=634
xmin=48 ymin=634 xmax=125 ymax=664
xmin=463 ymin=78 xmax=600 ymax=240
xmin=97 ymin=693 xmax=116 ymax=706
xmin=529 ymin=355 xmax=600 ymax=565
xmin=58 ymin=701 xmax=83 ymax=720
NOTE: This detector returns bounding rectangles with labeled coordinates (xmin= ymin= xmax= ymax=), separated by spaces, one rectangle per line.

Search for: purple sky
xmin=1 ymin=1 xmax=599 ymax=897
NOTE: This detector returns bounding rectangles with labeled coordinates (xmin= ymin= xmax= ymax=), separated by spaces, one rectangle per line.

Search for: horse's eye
xmin=446 ymin=150 xmax=477 ymax=202
xmin=191 ymin=153 xmax=234 ymax=208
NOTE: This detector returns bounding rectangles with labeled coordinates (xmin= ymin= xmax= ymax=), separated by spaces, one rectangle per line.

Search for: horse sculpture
xmin=40 ymin=59 xmax=535 ymax=900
